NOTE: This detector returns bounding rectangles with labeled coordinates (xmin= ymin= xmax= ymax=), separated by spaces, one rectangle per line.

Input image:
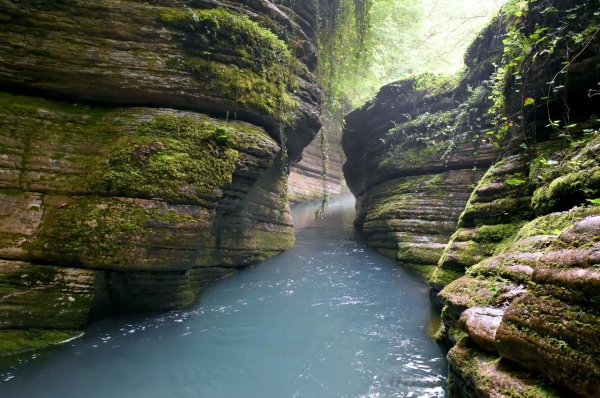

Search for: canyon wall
xmin=288 ymin=128 xmax=344 ymax=203
xmin=0 ymin=0 xmax=322 ymax=356
xmin=342 ymin=26 xmax=502 ymax=277
xmin=343 ymin=0 xmax=600 ymax=396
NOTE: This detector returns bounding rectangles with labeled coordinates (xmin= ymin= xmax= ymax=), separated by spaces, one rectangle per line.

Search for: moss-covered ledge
xmin=0 ymin=0 xmax=322 ymax=161
xmin=0 ymin=0 xmax=323 ymax=358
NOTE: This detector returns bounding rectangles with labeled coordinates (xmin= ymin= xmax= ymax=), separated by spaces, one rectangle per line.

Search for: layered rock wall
xmin=343 ymin=0 xmax=600 ymax=396
xmin=342 ymin=71 xmax=500 ymax=277
xmin=0 ymin=0 xmax=322 ymax=356
xmin=288 ymin=129 xmax=344 ymax=203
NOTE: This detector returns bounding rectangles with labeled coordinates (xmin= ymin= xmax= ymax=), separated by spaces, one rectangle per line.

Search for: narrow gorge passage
xmin=0 ymin=195 xmax=447 ymax=398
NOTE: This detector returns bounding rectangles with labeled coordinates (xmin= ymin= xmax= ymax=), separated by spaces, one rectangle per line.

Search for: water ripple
xmin=0 ymin=195 xmax=446 ymax=397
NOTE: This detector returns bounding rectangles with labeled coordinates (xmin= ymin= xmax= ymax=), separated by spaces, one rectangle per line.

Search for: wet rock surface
xmin=342 ymin=28 xmax=500 ymax=279
xmin=343 ymin=0 xmax=600 ymax=395
xmin=458 ymin=307 xmax=503 ymax=353
xmin=448 ymin=338 xmax=561 ymax=398
xmin=289 ymin=129 xmax=344 ymax=203
xmin=0 ymin=0 xmax=322 ymax=356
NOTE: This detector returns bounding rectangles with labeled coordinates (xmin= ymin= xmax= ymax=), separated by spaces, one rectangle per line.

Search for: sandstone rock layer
xmin=0 ymin=0 xmax=322 ymax=356
xmin=343 ymin=0 xmax=600 ymax=396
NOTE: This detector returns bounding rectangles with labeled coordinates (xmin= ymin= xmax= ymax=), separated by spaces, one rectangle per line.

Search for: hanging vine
xmin=313 ymin=0 xmax=373 ymax=218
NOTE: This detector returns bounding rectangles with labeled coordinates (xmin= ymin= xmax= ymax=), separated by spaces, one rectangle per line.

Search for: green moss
xmin=513 ymin=207 xmax=600 ymax=242
xmin=459 ymin=158 xmax=509 ymax=217
xmin=158 ymin=7 xmax=292 ymax=68
xmin=379 ymin=140 xmax=447 ymax=170
xmin=405 ymin=264 xmax=438 ymax=281
xmin=0 ymin=92 xmax=275 ymax=203
xmin=158 ymin=7 xmax=301 ymax=118
xmin=385 ymin=175 xmax=432 ymax=196
xmin=467 ymin=222 xmax=526 ymax=255
xmin=180 ymin=57 xmax=299 ymax=117
xmin=448 ymin=325 xmax=468 ymax=343
xmin=429 ymin=267 xmax=464 ymax=289
xmin=436 ymin=231 xmax=488 ymax=273
xmin=474 ymin=223 xmax=521 ymax=243
xmin=29 ymin=196 xmax=197 ymax=263
xmin=528 ymin=141 xmax=566 ymax=184
xmin=448 ymin=340 xmax=494 ymax=390
xmin=252 ymin=228 xmax=295 ymax=252
xmin=433 ymin=317 xmax=447 ymax=343
xmin=427 ymin=310 xmax=443 ymax=339
xmin=442 ymin=274 xmax=513 ymax=307
xmin=531 ymin=168 xmax=600 ymax=215
xmin=0 ymin=330 xmax=80 ymax=357
xmin=521 ymin=385 xmax=561 ymax=398
xmin=450 ymin=339 xmax=562 ymax=398
xmin=397 ymin=244 xmax=443 ymax=266
xmin=95 ymin=114 xmax=244 ymax=203
xmin=0 ymin=91 xmax=110 ymax=120
xmin=368 ymin=195 xmax=408 ymax=219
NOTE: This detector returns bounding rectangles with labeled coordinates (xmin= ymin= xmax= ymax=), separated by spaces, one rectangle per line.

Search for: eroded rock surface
xmin=342 ymin=23 xmax=501 ymax=278
xmin=0 ymin=0 xmax=323 ymax=356
xmin=289 ymin=129 xmax=344 ymax=203
xmin=343 ymin=0 xmax=600 ymax=396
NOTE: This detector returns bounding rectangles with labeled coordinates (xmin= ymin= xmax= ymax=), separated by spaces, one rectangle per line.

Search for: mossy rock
xmin=0 ymin=260 xmax=108 ymax=331
xmin=429 ymin=267 xmax=465 ymax=292
xmin=511 ymin=206 xmax=600 ymax=244
xmin=95 ymin=113 xmax=246 ymax=204
xmin=401 ymin=264 xmax=437 ymax=281
xmin=27 ymin=196 xmax=214 ymax=269
xmin=439 ymin=274 xmax=516 ymax=310
xmin=448 ymin=338 xmax=561 ymax=398
xmin=0 ymin=92 xmax=278 ymax=204
xmin=532 ymin=167 xmax=600 ymax=215
xmin=157 ymin=7 xmax=304 ymax=117
xmin=0 ymin=0 xmax=321 ymax=150
xmin=497 ymin=288 xmax=600 ymax=398
xmin=0 ymin=329 xmax=81 ymax=358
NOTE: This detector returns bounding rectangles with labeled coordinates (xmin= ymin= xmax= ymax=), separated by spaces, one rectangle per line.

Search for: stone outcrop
xmin=447 ymin=338 xmax=562 ymax=398
xmin=343 ymin=0 xmax=600 ymax=396
xmin=342 ymin=59 xmax=500 ymax=277
xmin=0 ymin=0 xmax=323 ymax=356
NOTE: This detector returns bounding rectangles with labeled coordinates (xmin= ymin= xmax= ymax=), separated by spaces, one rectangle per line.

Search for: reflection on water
xmin=0 ymin=194 xmax=446 ymax=398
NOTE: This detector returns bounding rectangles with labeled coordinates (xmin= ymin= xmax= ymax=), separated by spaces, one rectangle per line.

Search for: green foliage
xmin=486 ymin=0 xmax=600 ymax=148
xmin=315 ymin=0 xmax=500 ymax=214
xmin=414 ymin=73 xmax=461 ymax=96
xmin=315 ymin=129 xmax=331 ymax=219
xmin=320 ymin=0 xmax=501 ymax=109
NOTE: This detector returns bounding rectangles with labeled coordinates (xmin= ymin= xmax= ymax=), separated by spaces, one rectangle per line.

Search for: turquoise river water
xmin=0 ymin=195 xmax=447 ymax=398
